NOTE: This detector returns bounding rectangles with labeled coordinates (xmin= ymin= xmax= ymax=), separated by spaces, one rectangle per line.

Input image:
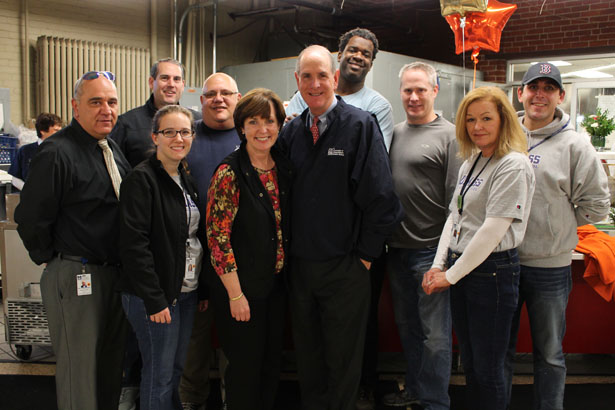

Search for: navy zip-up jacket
xmin=279 ymin=97 xmax=402 ymax=262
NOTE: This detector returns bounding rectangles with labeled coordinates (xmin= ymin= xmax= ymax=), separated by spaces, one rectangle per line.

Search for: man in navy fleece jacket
xmin=279 ymin=44 xmax=402 ymax=410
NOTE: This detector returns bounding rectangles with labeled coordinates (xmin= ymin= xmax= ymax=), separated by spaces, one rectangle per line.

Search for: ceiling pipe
xmin=228 ymin=6 xmax=294 ymax=20
xmin=150 ymin=0 xmax=157 ymax=64
xmin=173 ymin=0 xmax=177 ymax=60
xmin=21 ymin=0 xmax=30 ymax=124
xmin=177 ymin=2 xmax=217 ymax=65
xmin=280 ymin=0 xmax=412 ymax=34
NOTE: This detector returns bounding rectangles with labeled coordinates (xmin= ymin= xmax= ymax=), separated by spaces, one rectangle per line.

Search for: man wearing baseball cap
xmin=504 ymin=62 xmax=610 ymax=409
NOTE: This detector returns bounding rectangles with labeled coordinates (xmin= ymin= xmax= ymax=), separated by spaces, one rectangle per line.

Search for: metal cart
xmin=1 ymin=219 xmax=50 ymax=360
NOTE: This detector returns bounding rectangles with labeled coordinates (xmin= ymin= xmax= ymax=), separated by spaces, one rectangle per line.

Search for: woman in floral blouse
xmin=206 ymin=88 xmax=292 ymax=410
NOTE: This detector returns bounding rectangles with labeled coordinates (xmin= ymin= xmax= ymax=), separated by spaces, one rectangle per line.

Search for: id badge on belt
xmin=76 ymin=263 xmax=92 ymax=296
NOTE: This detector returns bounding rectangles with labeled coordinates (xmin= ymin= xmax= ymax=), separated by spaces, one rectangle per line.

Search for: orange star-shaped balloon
xmin=445 ymin=0 xmax=517 ymax=54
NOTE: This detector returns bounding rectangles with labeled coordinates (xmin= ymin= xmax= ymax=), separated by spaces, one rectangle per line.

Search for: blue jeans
xmin=449 ymin=249 xmax=520 ymax=410
xmin=388 ymin=247 xmax=451 ymax=410
xmin=122 ymin=291 xmax=197 ymax=410
xmin=505 ymin=265 xmax=571 ymax=410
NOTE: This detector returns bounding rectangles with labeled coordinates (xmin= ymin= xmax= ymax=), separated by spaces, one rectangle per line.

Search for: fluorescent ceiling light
xmin=562 ymin=70 xmax=613 ymax=79
xmin=529 ymin=60 xmax=571 ymax=66
xmin=548 ymin=60 xmax=572 ymax=66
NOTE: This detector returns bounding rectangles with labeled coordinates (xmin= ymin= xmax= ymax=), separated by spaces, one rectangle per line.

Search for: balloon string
xmin=461 ymin=17 xmax=466 ymax=95
xmin=471 ymin=47 xmax=480 ymax=90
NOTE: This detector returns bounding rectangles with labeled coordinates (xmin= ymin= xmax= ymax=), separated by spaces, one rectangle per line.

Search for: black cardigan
xmin=212 ymin=142 xmax=293 ymax=299
xmin=119 ymin=154 xmax=206 ymax=315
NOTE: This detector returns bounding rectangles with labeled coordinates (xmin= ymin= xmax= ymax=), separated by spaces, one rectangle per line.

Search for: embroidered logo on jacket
xmin=328 ymin=148 xmax=345 ymax=156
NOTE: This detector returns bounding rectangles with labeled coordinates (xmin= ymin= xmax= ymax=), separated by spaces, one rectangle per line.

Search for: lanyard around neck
xmin=457 ymin=153 xmax=492 ymax=216
xmin=528 ymin=118 xmax=569 ymax=152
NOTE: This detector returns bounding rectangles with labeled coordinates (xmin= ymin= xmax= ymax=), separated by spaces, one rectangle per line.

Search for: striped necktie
xmin=97 ymin=138 xmax=122 ymax=199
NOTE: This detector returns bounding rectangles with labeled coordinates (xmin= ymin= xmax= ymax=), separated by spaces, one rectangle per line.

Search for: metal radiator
xmin=36 ymin=36 xmax=151 ymax=122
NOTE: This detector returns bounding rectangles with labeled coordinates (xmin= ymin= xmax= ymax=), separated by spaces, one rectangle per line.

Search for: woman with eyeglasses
xmin=119 ymin=104 xmax=205 ymax=410
xmin=206 ymin=88 xmax=292 ymax=410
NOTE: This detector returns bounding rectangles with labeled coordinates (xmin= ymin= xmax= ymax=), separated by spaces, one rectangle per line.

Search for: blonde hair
xmin=455 ymin=86 xmax=527 ymax=160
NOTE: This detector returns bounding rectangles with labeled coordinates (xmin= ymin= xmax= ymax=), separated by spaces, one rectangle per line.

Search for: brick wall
xmin=479 ymin=0 xmax=615 ymax=82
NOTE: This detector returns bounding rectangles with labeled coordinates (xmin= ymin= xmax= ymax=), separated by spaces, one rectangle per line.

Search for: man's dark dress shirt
xmin=15 ymin=119 xmax=131 ymax=265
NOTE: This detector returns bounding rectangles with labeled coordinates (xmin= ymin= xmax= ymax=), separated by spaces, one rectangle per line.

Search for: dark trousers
xmin=179 ymin=306 xmax=214 ymax=405
xmin=290 ymin=254 xmax=371 ymax=410
xmin=360 ymin=252 xmax=386 ymax=390
xmin=211 ymin=275 xmax=286 ymax=410
xmin=449 ymin=249 xmax=520 ymax=410
xmin=40 ymin=256 xmax=127 ymax=410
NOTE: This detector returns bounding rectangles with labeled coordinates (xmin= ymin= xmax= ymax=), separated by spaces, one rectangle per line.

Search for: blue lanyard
xmin=528 ymin=119 xmax=569 ymax=152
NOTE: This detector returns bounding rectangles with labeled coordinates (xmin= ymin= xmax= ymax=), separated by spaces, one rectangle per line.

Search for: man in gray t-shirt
xmin=384 ymin=62 xmax=460 ymax=410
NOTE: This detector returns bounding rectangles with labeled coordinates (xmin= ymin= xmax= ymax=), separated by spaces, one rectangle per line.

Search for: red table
xmin=377 ymin=259 xmax=615 ymax=354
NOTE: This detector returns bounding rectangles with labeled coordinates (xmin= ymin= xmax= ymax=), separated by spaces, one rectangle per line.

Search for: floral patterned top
xmin=206 ymin=163 xmax=284 ymax=276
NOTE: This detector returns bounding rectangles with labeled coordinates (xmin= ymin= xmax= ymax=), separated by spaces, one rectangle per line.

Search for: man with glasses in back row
xmin=180 ymin=72 xmax=242 ymax=410
xmin=16 ymin=70 xmax=130 ymax=410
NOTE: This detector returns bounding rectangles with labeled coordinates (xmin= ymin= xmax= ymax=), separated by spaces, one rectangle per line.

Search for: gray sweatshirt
xmin=517 ymin=107 xmax=610 ymax=267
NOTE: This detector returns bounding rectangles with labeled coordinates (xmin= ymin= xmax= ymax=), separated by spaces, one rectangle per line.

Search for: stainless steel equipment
xmin=1 ymin=217 xmax=50 ymax=360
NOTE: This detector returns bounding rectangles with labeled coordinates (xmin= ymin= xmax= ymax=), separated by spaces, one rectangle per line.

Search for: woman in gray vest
xmin=423 ymin=87 xmax=535 ymax=410
xmin=119 ymin=105 xmax=205 ymax=410
xmin=206 ymin=88 xmax=292 ymax=410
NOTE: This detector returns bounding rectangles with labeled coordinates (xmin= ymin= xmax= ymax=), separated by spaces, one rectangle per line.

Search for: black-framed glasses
xmin=155 ymin=128 xmax=194 ymax=139
xmin=203 ymin=90 xmax=238 ymax=100
xmin=81 ymin=71 xmax=116 ymax=82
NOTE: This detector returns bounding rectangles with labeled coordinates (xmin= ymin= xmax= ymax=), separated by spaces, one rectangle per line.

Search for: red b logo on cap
xmin=539 ymin=64 xmax=552 ymax=74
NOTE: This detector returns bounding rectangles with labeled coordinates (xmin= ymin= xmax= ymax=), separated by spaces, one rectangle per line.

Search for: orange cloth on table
xmin=575 ymin=224 xmax=615 ymax=302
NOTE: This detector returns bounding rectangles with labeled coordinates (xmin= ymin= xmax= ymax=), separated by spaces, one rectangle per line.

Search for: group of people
xmin=12 ymin=25 xmax=610 ymax=410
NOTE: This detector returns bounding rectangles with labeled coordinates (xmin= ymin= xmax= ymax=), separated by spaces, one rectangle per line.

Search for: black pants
xmin=211 ymin=275 xmax=286 ymax=410
xmin=360 ymin=252 xmax=386 ymax=390
xmin=290 ymin=254 xmax=371 ymax=410
xmin=179 ymin=306 xmax=214 ymax=405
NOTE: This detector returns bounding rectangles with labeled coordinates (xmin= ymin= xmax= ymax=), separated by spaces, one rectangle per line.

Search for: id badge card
xmin=452 ymin=215 xmax=461 ymax=246
xmin=185 ymin=257 xmax=196 ymax=280
xmin=76 ymin=273 xmax=92 ymax=296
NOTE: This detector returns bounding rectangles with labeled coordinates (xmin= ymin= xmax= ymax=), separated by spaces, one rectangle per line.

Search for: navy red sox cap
xmin=522 ymin=62 xmax=563 ymax=90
